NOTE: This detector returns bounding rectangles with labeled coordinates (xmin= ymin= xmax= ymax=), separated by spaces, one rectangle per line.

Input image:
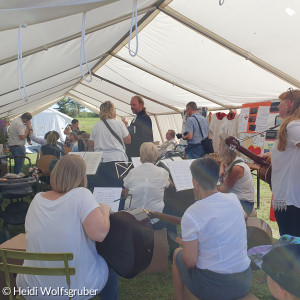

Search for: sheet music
xmin=171 ymin=156 xmax=182 ymax=162
xmin=131 ymin=157 xmax=142 ymax=168
xmin=93 ymin=187 xmax=122 ymax=212
xmin=168 ymin=160 xmax=195 ymax=191
xmin=69 ymin=152 xmax=103 ymax=175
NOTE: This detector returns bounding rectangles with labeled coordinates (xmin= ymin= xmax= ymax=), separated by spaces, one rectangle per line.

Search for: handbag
xmin=193 ymin=116 xmax=214 ymax=154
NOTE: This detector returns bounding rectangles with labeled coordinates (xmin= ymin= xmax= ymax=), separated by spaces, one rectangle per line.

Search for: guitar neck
xmin=236 ymin=145 xmax=268 ymax=166
xmin=146 ymin=210 xmax=181 ymax=225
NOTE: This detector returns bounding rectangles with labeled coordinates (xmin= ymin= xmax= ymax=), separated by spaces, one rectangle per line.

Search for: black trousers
xmin=275 ymin=205 xmax=300 ymax=236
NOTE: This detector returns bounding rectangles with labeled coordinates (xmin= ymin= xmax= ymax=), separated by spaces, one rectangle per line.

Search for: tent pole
xmin=154 ymin=115 xmax=165 ymax=143
xmin=92 ymin=73 xmax=182 ymax=114
xmin=113 ymin=54 xmax=235 ymax=109
xmin=159 ymin=6 xmax=300 ymax=89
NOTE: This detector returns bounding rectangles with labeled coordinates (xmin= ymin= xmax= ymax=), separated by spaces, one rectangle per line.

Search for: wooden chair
xmin=0 ymin=249 xmax=75 ymax=300
xmin=37 ymin=154 xmax=57 ymax=176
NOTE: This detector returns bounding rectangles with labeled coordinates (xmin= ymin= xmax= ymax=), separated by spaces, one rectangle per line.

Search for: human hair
xmin=186 ymin=101 xmax=197 ymax=111
xmin=99 ymin=101 xmax=115 ymax=120
xmin=50 ymin=154 xmax=87 ymax=193
xmin=77 ymin=131 xmax=86 ymax=136
xmin=69 ymin=131 xmax=78 ymax=141
xmin=71 ymin=119 xmax=79 ymax=125
xmin=190 ymin=157 xmax=219 ymax=191
xmin=140 ymin=142 xmax=158 ymax=164
xmin=46 ymin=133 xmax=57 ymax=145
xmin=21 ymin=112 xmax=32 ymax=121
xmin=277 ymin=89 xmax=300 ymax=151
xmin=132 ymin=95 xmax=146 ymax=111
xmin=44 ymin=130 xmax=60 ymax=140
xmin=218 ymin=133 xmax=237 ymax=166
xmin=168 ymin=130 xmax=175 ymax=138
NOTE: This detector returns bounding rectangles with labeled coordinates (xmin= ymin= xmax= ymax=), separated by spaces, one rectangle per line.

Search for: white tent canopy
xmin=1 ymin=0 xmax=299 ymax=142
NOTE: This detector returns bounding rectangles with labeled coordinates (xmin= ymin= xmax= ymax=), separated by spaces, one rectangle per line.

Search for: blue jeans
xmin=9 ymin=146 xmax=26 ymax=174
xmin=185 ymin=144 xmax=206 ymax=159
xmin=100 ymin=267 xmax=118 ymax=300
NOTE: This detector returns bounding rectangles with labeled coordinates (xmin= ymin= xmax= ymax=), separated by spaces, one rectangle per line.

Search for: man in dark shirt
xmin=125 ymin=95 xmax=153 ymax=160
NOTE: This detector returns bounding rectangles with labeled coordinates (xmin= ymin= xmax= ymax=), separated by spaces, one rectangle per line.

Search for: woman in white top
xmin=17 ymin=154 xmax=111 ymax=300
xmin=217 ymin=133 xmax=255 ymax=215
xmin=263 ymin=89 xmax=300 ymax=236
xmin=123 ymin=142 xmax=170 ymax=229
xmin=89 ymin=101 xmax=131 ymax=188
xmin=172 ymin=157 xmax=251 ymax=300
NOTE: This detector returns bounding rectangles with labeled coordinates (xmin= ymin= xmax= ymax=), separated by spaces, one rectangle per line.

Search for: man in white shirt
xmin=8 ymin=112 xmax=32 ymax=174
xmin=172 ymin=157 xmax=251 ymax=300
xmin=158 ymin=130 xmax=177 ymax=158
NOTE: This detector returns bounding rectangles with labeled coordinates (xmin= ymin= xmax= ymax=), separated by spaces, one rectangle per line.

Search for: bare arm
xmin=297 ymin=143 xmax=300 ymax=148
xmin=123 ymin=134 xmax=131 ymax=144
xmin=83 ymin=203 xmax=111 ymax=242
xmin=182 ymin=239 xmax=198 ymax=268
xmin=217 ymin=165 xmax=244 ymax=193
xmin=89 ymin=140 xmax=94 ymax=151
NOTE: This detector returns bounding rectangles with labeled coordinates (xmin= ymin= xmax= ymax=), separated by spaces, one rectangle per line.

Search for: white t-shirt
xmin=90 ymin=119 xmax=129 ymax=162
xmin=8 ymin=117 xmax=26 ymax=146
xmin=181 ymin=192 xmax=250 ymax=274
xmin=123 ymin=163 xmax=170 ymax=213
xmin=271 ymin=120 xmax=300 ymax=208
xmin=17 ymin=187 xmax=108 ymax=300
xmin=230 ymin=158 xmax=254 ymax=203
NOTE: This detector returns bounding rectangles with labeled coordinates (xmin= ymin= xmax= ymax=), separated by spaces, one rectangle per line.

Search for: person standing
xmin=8 ymin=112 xmax=32 ymax=174
xmin=266 ymin=89 xmax=300 ymax=236
xmin=181 ymin=102 xmax=209 ymax=159
xmin=125 ymin=95 xmax=153 ymax=160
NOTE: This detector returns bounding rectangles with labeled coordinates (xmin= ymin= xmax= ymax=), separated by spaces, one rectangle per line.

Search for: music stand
xmin=114 ymin=162 xmax=133 ymax=179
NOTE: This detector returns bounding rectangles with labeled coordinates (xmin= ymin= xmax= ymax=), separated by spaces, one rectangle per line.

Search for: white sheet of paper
xmin=68 ymin=152 xmax=103 ymax=175
xmin=131 ymin=157 xmax=142 ymax=168
xmin=93 ymin=187 xmax=122 ymax=212
xmin=171 ymin=156 xmax=182 ymax=161
xmin=238 ymin=107 xmax=250 ymax=133
xmin=255 ymin=106 xmax=270 ymax=132
xmin=168 ymin=160 xmax=195 ymax=191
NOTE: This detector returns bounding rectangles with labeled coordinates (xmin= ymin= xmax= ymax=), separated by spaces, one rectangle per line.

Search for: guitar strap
xmin=220 ymin=159 xmax=244 ymax=183
xmin=103 ymin=120 xmax=125 ymax=150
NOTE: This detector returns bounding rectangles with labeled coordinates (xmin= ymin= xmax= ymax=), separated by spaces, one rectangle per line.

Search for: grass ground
xmin=3 ymin=118 xmax=277 ymax=299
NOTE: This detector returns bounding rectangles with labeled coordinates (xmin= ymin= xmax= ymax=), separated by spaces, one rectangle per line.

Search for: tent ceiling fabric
xmin=1 ymin=0 xmax=299 ymax=137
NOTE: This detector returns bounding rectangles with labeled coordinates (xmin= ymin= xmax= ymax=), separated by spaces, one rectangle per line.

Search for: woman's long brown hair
xmin=277 ymin=89 xmax=300 ymax=151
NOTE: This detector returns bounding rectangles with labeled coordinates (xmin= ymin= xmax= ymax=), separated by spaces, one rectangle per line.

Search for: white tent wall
xmin=1 ymin=0 xmax=300 ymax=134
xmin=27 ymin=108 xmax=72 ymax=150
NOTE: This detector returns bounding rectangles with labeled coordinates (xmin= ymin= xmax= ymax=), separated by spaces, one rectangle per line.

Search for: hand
xmin=259 ymin=152 xmax=271 ymax=159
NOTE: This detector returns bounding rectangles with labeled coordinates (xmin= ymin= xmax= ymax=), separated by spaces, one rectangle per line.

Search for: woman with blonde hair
xmin=89 ymin=101 xmax=131 ymax=187
xmin=17 ymin=154 xmax=112 ymax=299
xmin=40 ymin=132 xmax=61 ymax=158
xmin=217 ymin=133 xmax=255 ymax=215
xmin=267 ymin=88 xmax=300 ymax=236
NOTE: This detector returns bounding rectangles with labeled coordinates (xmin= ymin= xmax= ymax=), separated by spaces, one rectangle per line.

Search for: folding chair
xmin=0 ymin=249 xmax=75 ymax=300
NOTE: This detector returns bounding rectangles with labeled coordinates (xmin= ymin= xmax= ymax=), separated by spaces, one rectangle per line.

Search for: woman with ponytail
xmin=271 ymin=88 xmax=300 ymax=236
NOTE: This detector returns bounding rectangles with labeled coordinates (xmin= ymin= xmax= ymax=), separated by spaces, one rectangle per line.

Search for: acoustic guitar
xmin=96 ymin=208 xmax=154 ymax=279
xmin=225 ymin=136 xmax=272 ymax=185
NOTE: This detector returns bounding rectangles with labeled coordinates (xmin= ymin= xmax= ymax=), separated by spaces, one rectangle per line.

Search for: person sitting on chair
xmin=123 ymin=142 xmax=170 ymax=230
xmin=40 ymin=133 xmax=62 ymax=158
xmin=16 ymin=154 xmax=112 ymax=299
xmin=158 ymin=129 xmax=177 ymax=158
xmin=172 ymin=157 xmax=252 ymax=300
xmin=217 ymin=133 xmax=255 ymax=216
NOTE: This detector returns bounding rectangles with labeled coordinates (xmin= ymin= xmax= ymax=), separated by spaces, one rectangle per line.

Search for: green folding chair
xmin=0 ymin=249 xmax=75 ymax=300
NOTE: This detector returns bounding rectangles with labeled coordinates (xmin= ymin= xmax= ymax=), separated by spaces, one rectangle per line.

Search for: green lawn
xmin=3 ymin=118 xmax=278 ymax=300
